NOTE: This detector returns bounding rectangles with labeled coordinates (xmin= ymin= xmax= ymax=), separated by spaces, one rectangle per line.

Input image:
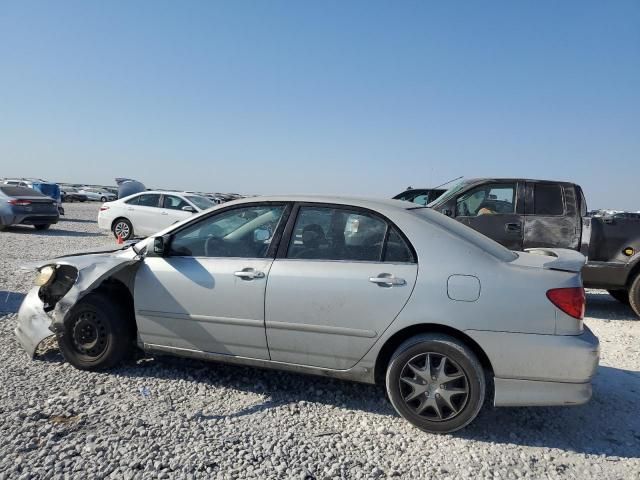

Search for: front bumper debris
xmin=15 ymin=287 xmax=55 ymax=358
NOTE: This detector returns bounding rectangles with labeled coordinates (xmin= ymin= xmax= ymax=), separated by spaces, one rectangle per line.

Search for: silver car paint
xmin=14 ymin=196 xmax=599 ymax=408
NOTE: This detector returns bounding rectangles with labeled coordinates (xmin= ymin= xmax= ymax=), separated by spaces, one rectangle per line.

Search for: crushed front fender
xmin=14 ymin=246 xmax=143 ymax=358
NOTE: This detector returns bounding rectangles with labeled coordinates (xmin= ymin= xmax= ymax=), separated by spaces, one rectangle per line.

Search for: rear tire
xmin=34 ymin=224 xmax=51 ymax=231
xmin=608 ymin=289 xmax=630 ymax=305
xmin=385 ymin=333 xmax=486 ymax=434
xmin=629 ymin=274 xmax=640 ymax=318
xmin=57 ymin=292 xmax=134 ymax=370
xmin=112 ymin=218 xmax=133 ymax=240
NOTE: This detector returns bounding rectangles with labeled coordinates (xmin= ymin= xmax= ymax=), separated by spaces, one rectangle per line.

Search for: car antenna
xmin=431 ymin=176 xmax=463 ymax=190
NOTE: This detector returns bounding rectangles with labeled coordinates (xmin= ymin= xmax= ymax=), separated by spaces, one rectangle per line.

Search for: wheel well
xmin=374 ymin=323 xmax=494 ymax=386
xmin=92 ymin=278 xmax=136 ymax=333
xmin=626 ymin=259 xmax=640 ymax=287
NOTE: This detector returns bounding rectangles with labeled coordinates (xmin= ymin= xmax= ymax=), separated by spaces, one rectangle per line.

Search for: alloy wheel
xmin=398 ymin=352 xmax=469 ymax=421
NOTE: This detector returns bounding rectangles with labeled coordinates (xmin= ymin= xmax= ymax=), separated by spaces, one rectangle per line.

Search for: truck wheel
xmin=608 ymin=289 xmax=630 ymax=305
xmin=57 ymin=292 xmax=134 ymax=370
xmin=385 ymin=333 xmax=486 ymax=434
xmin=630 ymin=275 xmax=640 ymax=318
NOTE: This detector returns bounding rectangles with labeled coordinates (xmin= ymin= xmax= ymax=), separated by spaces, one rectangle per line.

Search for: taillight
xmin=8 ymin=199 xmax=31 ymax=206
xmin=99 ymin=206 xmax=109 ymax=211
xmin=546 ymin=287 xmax=585 ymax=320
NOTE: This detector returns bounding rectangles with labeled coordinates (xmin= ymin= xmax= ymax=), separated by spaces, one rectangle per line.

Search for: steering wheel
xmin=204 ymin=236 xmax=225 ymax=257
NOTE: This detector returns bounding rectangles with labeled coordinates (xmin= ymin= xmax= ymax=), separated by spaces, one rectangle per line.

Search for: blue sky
xmin=1 ymin=1 xmax=638 ymax=209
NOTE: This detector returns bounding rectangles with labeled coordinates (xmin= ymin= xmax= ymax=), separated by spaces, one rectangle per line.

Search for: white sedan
xmin=98 ymin=191 xmax=214 ymax=240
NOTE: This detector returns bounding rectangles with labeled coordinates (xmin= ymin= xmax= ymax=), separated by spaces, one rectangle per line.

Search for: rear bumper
xmin=0 ymin=214 xmax=59 ymax=226
xmin=493 ymin=378 xmax=592 ymax=407
xmin=97 ymin=215 xmax=111 ymax=231
xmin=466 ymin=326 xmax=600 ymax=407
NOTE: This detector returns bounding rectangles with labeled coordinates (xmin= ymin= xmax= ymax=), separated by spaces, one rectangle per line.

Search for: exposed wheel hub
xmin=72 ymin=311 xmax=107 ymax=357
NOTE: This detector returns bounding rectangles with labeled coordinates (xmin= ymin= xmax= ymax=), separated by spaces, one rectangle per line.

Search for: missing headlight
xmin=38 ymin=265 xmax=79 ymax=311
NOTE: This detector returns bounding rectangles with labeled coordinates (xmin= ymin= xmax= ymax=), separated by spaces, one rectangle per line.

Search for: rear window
xmin=410 ymin=208 xmax=518 ymax=262
xmin=534 ymin=184 xmax=564 ymax=216
xmin=0 ymin=186 xmax=46 ymax=197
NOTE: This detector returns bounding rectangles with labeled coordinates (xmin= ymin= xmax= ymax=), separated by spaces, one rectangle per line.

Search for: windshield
xmin=427 ymin=180 xmax=468 ymax=207
xmin=186 ymin=195 xmax=214 ymax=210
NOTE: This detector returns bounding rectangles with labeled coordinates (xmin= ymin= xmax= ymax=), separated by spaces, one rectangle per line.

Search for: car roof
xmin=462 ymin=177 xmax=578 ymax=187
xmin=226 ymin=195 xmax=422 ymax=213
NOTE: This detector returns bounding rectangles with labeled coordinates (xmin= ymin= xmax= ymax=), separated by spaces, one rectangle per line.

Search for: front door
xmin=128 ymin=193 xmax=162 ymax=236
xmin=134 ymin=203 xmax=289 ymax=359
xmin=454 ymin=182 xmax=524 ymax=251
xmin=265 ymin=205 xmax=418 ymax=369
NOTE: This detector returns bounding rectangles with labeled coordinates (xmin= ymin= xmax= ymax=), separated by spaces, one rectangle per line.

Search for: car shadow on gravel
xmin=0 ymin=291 xmax=25 ymax=314
xmin=586 ymin=292 xmax=637 ymax=321
xmin=60 ymin=218 xmax=97 ymax=224
xmin=458 ymin=365 xmax=640 ymax=459
xmin=31 ymin=345 xmax=640 ymax=458
xmin=1 ymin=226 xmax=105 ymax=237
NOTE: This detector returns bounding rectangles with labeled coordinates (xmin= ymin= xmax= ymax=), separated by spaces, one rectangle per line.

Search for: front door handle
xmin=160 ymin=211 xmax=169 ymax=215
xmin=234 ymin=269 xmax=265 ymax=280
xmin=505 ymin=222 xmax=522 ymax=233
xmin=369 ymin=274 xmax=406 ymax=287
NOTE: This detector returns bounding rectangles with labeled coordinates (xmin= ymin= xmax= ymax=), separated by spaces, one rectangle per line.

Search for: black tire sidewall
xmin=629 ymin=275 xmax=640 ymax=318
xmin=386 ymin=335 xmax=485 ymax=434
xmin=57 ymin=293 xmax=133 ymax=370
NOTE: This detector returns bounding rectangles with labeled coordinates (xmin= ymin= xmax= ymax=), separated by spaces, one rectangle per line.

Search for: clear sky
xmin=1 ymin=1 xmax=638 ymax=209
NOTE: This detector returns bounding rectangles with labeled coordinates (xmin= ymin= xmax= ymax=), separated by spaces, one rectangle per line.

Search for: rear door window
xmin=533 ymin=184 xmax=564 ymax=216
xmin=137 ymin=194 xmax=161 ymax=208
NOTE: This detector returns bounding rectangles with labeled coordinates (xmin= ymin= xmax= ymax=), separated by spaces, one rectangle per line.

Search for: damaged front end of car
xmin=15 ymin=246 xmax=144 ymax=358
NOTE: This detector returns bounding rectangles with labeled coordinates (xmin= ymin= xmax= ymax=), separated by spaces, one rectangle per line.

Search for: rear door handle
xmin=505 ymin=223 xmax=522 ymax=232
xmin=369 ymin=274 xmax=406 ymax=287
xmin=234 ymin=269 xmax=265 ymax=280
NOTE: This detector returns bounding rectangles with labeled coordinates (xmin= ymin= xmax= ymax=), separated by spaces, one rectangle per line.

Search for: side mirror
xmin=443 ymin=209 xmax=453 ymax=217
xmin=182 ymin=205 xmax=196 ymax=213
xmin=153 ymin=235 xmax=168 ymax=256
xmin=254 ymin=228 xmax=270 ymax=242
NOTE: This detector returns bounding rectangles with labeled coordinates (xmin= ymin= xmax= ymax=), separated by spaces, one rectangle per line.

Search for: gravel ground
xmin=1 ymin=203 xmax=639 ymax=479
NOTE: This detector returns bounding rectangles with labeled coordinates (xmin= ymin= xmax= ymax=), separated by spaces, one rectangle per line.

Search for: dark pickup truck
xmin=424 ymin=178 xmax=640 ymax=317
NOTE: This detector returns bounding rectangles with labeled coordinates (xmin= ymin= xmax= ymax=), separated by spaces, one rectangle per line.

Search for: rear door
xmin=264 ymin=204 xmax=418 ymax=370
xmin=454 ymin=182 xmax=524 ymax=250
xmin=127 ymin=193 xmax=162 ymax=236
xmin=523 ymin=182 xmax=580 ymax=250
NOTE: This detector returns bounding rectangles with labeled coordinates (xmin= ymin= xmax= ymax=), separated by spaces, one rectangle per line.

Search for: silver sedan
xmin=15 ymin=196 xmax=599 ymax=433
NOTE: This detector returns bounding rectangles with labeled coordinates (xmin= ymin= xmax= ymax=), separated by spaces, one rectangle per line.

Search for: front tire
xmin=100 ymin=196 xmax=107 ymax=202
xmin=629 ymin=274 xmax=640 ymax=318
xmin=57 ymin=292 xmax=134 ymax=370
xmin=112 ymin=218 xmax=133 ymax=240
xmin=386 ymin=333 xmax=486 ymax=434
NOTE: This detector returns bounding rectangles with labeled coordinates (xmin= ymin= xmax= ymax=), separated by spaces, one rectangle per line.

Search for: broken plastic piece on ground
xmin=138 ymin=386 xmax=151 ymax=397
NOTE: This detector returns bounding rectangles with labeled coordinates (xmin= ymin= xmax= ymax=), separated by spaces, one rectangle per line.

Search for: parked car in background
xmin=97 ymin=191 xmax=215 ymax=240
xmin=427 ymin=178 xmax=640 ymax=317
xmin=78 ymin=188 xmax=117 ymax=202
xmin=2 ymin=178 xmax=64 ymax=215
xmin=393 ymin=187 xmax=446 ymax=206
xmin=17 ymin=196 xmax=599 ymax=433
xmin=60 ymin=186 xmax=88 ymax=203
xmin=0 ymin=185 xmax=59 ymax=230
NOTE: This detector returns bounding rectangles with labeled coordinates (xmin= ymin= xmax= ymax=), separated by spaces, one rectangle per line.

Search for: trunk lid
xmin=512 ymin=248 xmax=586 ymax=273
